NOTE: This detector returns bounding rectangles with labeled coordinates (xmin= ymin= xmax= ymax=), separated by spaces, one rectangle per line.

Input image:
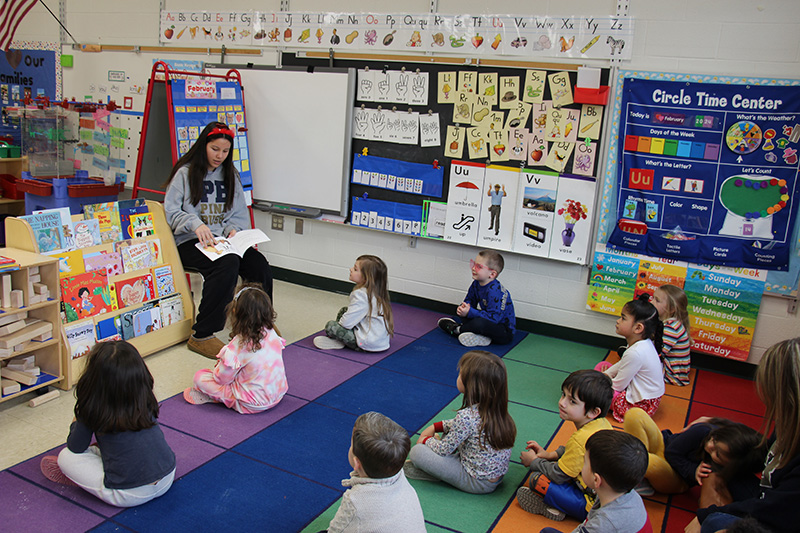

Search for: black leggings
xmin=178 ymin=239 xmax=273 ymax=338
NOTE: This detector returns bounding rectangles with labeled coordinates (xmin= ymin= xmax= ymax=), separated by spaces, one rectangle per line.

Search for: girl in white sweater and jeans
xmin=314 ymin=255 xmax=393 ymax=352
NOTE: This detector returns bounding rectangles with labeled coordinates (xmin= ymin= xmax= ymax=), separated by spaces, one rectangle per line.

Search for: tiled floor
xmin=0 ymin=282 xmax=762 ymax=532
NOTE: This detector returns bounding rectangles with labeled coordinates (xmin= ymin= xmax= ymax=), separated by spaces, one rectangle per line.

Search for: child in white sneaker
xmin=184 ymin=283 xmax=287 ymax=414
xmin=438 ymin=250 xmax=515 ymax=347
xmin=313 ymin=255 xmax=393 ymax=352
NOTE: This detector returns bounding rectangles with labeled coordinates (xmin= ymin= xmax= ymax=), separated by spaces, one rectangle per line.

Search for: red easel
xmin=131 ymin=61 xmax=254 ymax=228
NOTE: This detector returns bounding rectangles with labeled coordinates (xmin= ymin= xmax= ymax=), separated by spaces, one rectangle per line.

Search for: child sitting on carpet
xmin=623 ymin=408 xmax=765 ymax=496
xmin=184 ymin=283 xmax=288 ymax=414
xmin=651 ymin=284 xmax=692 ymax=386
xmin=597 ymin=294 xmax=665 ymax=422
xmin=404 ymin=350 xmax=516 ymax=494
xmin=327 ymin=411 xmax=425 ymax=532
xmin=517 ymin=370 xmax=613 ymax=523
xmin=540 ymin=430 xmax=652 ymax=533
xmin=437 ymin=250 xmax=516 ymax=347
xmin=314 ymin=255 xmax=394 ymax=352
xmin=40 ymin=341 xmax=176 ymax=507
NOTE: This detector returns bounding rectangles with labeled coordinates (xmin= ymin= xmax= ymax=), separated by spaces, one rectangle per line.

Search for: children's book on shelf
xmin=152 ymin=265 xmax=175 ymax=297
xmin=133 ymin=306 xmax=162 ymax=337
xmin=64 ymin=320 xmax=96 ymax=359
xmin=21 ymin=211 xmax=64 ymax=253
xmin=113 ymin=273 xmax=154 ymax=308
xmin=96 ymin=315 xmax=122 ymax=342
xmin=159 ymin=294 xmax=184 ymax=327
xmin=60 ymin=269 xmax=116 ymax=323
xmin=148 ymin=238 xmax=163 ymax=265
xmin=0 ymin=255 xmax=19 ymax=273
xmin=52 ymin=249 xmax=85 ymax=278
xmin=195 ymin=228 xmax=270 ymax=261
xmin=116 ymin=238 xmax=155 ymax=272
xmin=84 ymin=251 xmax=124 ymax=277
xmin=120 ymin=302 xmax=158 ymax=340
xmin=130 ymin=212 xmax=155 ymax=239
xmin=33 ymin=207 xmax=75 ymax=250
xmin=119 ymin=203 xmax=149 ymax=240
xmin=72 ymin=219 xmax=102 ymax=248
xmin=83 ymin=201 xmax=122 ymax=244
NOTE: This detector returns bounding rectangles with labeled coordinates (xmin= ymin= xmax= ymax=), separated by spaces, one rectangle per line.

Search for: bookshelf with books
xmin=0 ymin=248 xmax=63 ymax=402
xmin=6 ymin=200 xmax=193 ymax=387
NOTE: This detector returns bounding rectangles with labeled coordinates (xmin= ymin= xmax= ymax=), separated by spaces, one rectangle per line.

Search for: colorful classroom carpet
xmin=0 ymin=303 xmax=763 ymax=532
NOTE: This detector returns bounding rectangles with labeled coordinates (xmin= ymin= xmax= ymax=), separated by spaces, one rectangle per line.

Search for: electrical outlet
xmin=295 ymin=218 xmax=304 ymax=235
xmin=271 ymin=214 xmax=284 ymax=231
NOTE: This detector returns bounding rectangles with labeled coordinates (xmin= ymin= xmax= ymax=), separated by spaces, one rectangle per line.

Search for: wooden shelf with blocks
xmin=5 ymin=200 xmax=193 ymax=389
xmin=0 ymin=248 xmax=63 ymax=402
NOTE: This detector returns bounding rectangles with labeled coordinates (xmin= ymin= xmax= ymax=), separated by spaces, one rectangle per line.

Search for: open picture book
xmin=195 ymin=228 xmax=270 ymax=261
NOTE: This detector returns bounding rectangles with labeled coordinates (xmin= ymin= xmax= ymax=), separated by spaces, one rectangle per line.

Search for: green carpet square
xmin=506 ymin=359 xmax=567 ymax=408
xmin=508 ymin=402 xmax=564 ymax=460
xmin=505 ymin=334 xmax=608 ymax=371
xmin=410 ymin=462 xmax=528 ymax=532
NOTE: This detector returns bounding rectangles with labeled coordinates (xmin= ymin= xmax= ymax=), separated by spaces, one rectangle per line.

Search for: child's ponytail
xmin=626 ymin=294 xmax=664 ymax=353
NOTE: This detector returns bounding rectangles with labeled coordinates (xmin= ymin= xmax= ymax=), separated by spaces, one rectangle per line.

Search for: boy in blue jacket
xmin=438 ymin=250 xmax=515 ymax=347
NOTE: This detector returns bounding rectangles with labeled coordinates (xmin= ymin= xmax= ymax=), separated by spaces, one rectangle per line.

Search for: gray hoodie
xmin=164 ymin=165 xmax=249 ymax=247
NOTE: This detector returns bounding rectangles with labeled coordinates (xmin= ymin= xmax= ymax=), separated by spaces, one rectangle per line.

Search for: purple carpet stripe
xmin=295 ymin=331 xmax=417 ymax=364
xmin=283 ymin=344 xmax=368 ymax=400
xmin=0 ymin=471 xmax=106 ymax=531
xmin=157 ymin=393 xmax=307 ymax=448
xmin=10 ymin=444 xmax=122 ymax=518
xmin=390 ymin=303 xmax=441 ymax=337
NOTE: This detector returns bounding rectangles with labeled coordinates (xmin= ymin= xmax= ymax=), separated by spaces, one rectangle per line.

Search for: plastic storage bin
xmin=0 ymin=142 xmax=21 ymax=158
xmin=18 ymin=170 xmax=124 ymax=215
xmin=0 ymin=174 xmax=25 ymax=199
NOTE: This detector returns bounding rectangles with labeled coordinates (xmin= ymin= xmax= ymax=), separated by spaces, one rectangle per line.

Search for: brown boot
xmin=187 ymin=335 xmax=225 ymax=359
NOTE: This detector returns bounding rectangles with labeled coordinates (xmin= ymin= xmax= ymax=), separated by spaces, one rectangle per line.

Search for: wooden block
xmin=1 ymin=378 xmax=20 ymax=395
xmin=0 ymin=311 xmax=27 ymax=327
xmin=9 ymin=354 xmax=34 ymax=367
xmin=32 ymin=332 xmax=52 ymax=342
xmin=0 ymin=319 xmax=28 ymax=336
xmin=29 ymin=266 xmax=38 ymax=275
xmin=29 ymin=274 xmax=41 ymax=283
xmin=9 ymin=290 xmax=23 ymax=308
xmin=13 ymin=341 xmax=31 ymax=352
xmin=28 ymin=389 xmax=59 ymax=407
xmin=28 ymin=294 xmax=40 ymax=305
xmin=1 ymin=367 xmax=37 ymax=385
xmin=2 ymin=274 xmax=11 ymax=308
xmin=33 ymin=283 xmax=47 ymax=295
xmin=0 ymin=321 xmax=53 ymax=348
xmin=0 ymin=347 xmax=13 ymax=357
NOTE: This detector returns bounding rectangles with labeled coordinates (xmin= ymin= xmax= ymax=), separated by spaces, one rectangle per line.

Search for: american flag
xmin=0 ymin=0 xmax=38 ymax=52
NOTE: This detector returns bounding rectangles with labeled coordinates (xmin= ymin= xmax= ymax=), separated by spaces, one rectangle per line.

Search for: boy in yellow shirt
xmin=517 ymin=369 xmax=614 ymax=522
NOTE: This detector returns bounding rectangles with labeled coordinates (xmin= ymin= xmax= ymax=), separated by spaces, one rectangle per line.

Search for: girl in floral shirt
xmin=184 ymin=283 xmax=287 ymax=414
xmin=404 ymin=350 xmax=517 ymax=494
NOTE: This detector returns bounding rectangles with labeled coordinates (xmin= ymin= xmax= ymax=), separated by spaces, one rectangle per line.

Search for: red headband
xmin=209 ymin=126 xmax=234 ymax=138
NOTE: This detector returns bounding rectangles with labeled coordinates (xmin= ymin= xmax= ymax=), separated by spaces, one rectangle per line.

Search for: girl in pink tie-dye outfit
xmin=184 ymin=283 xmax=288 ymax=414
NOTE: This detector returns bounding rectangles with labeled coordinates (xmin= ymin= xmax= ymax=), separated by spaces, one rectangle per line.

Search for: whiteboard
xmin=208 ymin=65 xmax=354 ymax=215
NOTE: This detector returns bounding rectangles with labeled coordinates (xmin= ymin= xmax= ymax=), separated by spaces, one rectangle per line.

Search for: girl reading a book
xmin=184 ymin=283 xmax=288 ymax=414
xmin=164 ymin=121 xmax=273 ymax=359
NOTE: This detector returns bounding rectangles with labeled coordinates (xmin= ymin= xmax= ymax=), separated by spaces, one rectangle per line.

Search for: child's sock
xmin=313 ymin=336 xmax=345 ymax=350
xmin=40 ymin=456 xmax=78 ymax=486
xmin=183 ymin=387 xmax=215 ymax=405
xmin=402 ymin=460 xmax=439 ymax=482
xmin=458 ymin=332 xmax=491 ymax=347
xmin=515 ymin=487 xmax=566 ymax=521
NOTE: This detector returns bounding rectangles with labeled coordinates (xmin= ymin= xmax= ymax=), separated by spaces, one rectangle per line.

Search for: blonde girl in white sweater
xmin=314 ymin=255 xmax=394 ymax=352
